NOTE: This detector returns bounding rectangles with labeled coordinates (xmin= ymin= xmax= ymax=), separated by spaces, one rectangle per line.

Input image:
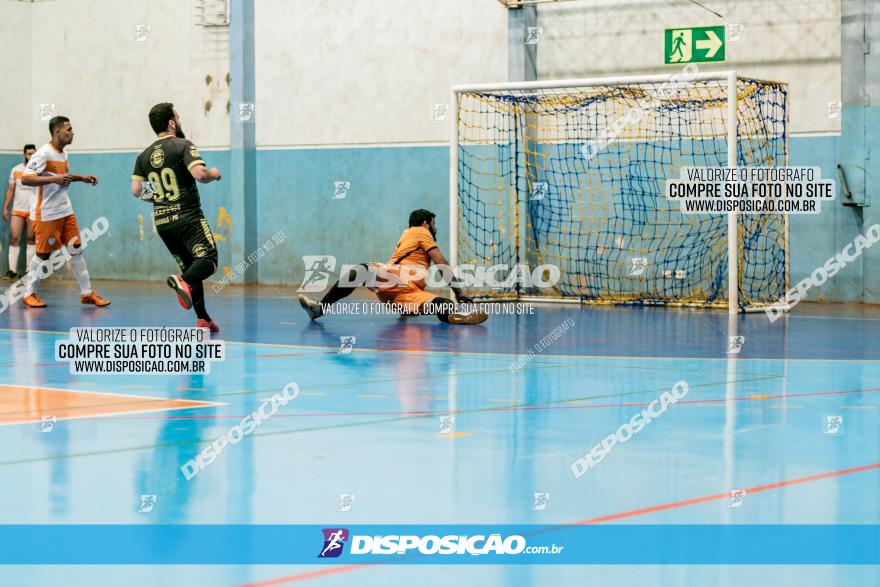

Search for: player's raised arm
xmin=69 ymin=174 xmax=98 ymax=185
xmin=183 ymin=142 xmax=221 ymax=184
xmin=189 ymin=164 xmax=221 ymax=184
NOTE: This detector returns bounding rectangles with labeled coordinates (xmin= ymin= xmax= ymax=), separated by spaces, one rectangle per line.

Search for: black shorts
xmin=158 ymin=216 xmax=218 ymax=272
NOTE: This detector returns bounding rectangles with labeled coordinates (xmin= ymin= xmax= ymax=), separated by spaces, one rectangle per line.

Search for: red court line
xmin=575 ymin=461 xmax=880 ymax=524
xmin=232 ymin=461 xmax=880 ymax=586
xmin=226 ymin=353 xmax=306 ymax=358
xmin=118 ymin=385 xmax=880 ymax=421
xmin=237 ymin=565 xmax=370 ymax=587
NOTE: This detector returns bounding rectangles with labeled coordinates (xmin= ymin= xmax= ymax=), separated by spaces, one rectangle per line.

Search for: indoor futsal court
xmin=0 ymin=1 xmax=879 ymax=586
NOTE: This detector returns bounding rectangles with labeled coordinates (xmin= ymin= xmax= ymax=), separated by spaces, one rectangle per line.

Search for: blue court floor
xmin=0 ymin=279 xmax=878 ymax=586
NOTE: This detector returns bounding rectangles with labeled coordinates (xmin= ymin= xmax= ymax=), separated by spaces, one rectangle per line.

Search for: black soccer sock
xmin=320 ymin=264 xmax=368 ymax=306
xmin=182 ymin=258 xmax=216 ymax=284
xmin=190 ymin=281 xmax=211 ymax=321
xmin=430 ymin=296 xmax=457 ymax=323
xmin=181 ymin=260 xmax=214 ymax=322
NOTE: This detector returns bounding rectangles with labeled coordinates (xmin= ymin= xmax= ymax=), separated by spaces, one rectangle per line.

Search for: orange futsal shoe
xmin=197 ymin=318 xmax=220 ymax=333
xmin=81 ymin=291 xmax=111 ymax=307
xmin=167 ymin=275 xmax=193 ymax=309
xmin=23 ymin=294 xmax=47 ymax=308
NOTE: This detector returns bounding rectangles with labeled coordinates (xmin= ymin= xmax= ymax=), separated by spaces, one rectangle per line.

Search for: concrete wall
xmin=0 ymin=0 xmax=31 ymax=148
xmin=254 ymin=0 xmax=507 ymax=147
xmin=252 ymin=0 xmax=508 ymax=284
xmin=24 ymin=0 xmax=230 ymax=151
xmin=1 ymin=0 xmax=873 ymax=303
xmin=0 ymin=0 xmax=233 ymax=279
xmin=0 ymin=0 xmax=507 ymax=286
xmin=537 ymin=0 xmax=841 ymax=134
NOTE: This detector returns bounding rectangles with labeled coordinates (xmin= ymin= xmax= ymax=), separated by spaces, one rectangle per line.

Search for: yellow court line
xmin=437 ymin=432 xmax=471 ymax=438
xmin=841 ymin=405 xmax=880 ymax=410
xmin=0 ymin=326 xmax=878 ymax=362
xmin=299 ymin=391 xmax=327 ymax=397
xmin=222 ymin=339 xmax=880 ymax=362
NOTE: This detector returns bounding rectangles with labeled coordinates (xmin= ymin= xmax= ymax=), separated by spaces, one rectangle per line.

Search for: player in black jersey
xmin=130 ymin=103 xmax=223 ymax=332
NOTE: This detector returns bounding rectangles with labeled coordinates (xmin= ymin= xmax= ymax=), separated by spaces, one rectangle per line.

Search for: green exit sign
xmin=665 ymin=26 xmax=726 ymax=64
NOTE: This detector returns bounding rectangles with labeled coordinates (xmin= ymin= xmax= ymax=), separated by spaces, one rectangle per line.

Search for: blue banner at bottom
xmin=0 ymin=525 xmax=876 ymax=565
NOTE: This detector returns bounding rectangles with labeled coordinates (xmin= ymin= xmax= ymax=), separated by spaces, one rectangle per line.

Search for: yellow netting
xmin=455 ymin=77 xmax=788 ymax=308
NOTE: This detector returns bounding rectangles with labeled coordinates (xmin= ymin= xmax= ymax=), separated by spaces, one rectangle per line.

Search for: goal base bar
xmin=466 ymin=295 xmax=793 ymax=314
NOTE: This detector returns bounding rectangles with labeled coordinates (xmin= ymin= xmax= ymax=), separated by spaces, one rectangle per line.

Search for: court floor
xmin=0 ymin=280 xmax=878 ymax=586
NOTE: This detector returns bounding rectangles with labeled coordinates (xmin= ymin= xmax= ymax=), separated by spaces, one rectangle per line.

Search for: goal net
xmin=451 ymin=72 xmax=788 ymax=312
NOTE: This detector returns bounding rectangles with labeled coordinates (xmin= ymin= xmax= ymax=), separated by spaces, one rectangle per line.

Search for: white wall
xmin=537 ymin=0 xmax=840 ymax=134
xmin=255 ymin=0 xmax=509 ymax=147
xmin=3 ymin=0 xmax=839 ymax=149
xmin=0 ymin=0 xmax=33 ymax=150
xmin=6 ymin=0 xmax=509 ymax=152
xmin=19 ymin=0 xmax=230 ymax=151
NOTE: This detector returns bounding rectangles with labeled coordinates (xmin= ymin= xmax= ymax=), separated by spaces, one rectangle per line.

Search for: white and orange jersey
xmin=23 ymin=143 xmax=73 ymax=222
xmin=7 ymin=163 xmax=36 ymax=213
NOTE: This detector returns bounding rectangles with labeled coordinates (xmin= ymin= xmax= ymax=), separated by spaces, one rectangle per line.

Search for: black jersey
xmin=132 ymin=136 xmax=206 ymax=228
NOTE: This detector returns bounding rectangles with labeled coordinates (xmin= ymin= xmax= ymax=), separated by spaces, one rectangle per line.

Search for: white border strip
xmin=452 ymin=71 xmax=736 ymax=93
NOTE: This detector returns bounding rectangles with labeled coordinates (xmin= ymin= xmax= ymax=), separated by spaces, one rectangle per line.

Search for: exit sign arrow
xmin=665 ymin=25 xmax=726 ymax=64
xmin=695 ymin=29 xmax=723 ymax=58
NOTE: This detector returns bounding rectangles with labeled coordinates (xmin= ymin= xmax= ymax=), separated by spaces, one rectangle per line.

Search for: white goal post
xmin=449 ymin=71 xmax=790 ymax=315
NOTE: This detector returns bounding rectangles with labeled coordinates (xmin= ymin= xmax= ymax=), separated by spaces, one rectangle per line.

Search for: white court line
xmin=0 ymin=327 xmax=877 ymax=362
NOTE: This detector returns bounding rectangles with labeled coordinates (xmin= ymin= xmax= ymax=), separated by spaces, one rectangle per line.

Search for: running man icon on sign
xmin=669 ymin=30 xmax=690 ymax=63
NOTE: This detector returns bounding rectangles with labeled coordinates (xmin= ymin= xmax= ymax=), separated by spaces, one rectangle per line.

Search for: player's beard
xmin=175 ymin=124 xmax=186 ymax=139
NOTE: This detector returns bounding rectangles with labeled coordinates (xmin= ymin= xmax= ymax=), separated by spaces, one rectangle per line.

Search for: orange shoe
xmin=23 ymin=294 xmax=47 ymax=308
xmin=197 ymin=318 xmax=219 ymax=333
xmin=167 ymin=275 xmax=192 ymax=310
xmin=81 ymin=290 xmax=111 ymax=307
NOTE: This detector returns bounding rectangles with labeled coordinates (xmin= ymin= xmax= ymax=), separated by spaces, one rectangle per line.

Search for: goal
xmin=449 ymin=71 xmax=789 ymax=314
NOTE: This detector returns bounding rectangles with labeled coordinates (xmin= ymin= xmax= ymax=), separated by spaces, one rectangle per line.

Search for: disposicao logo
xmin=318 ymin=528 xmax=349 ymax=558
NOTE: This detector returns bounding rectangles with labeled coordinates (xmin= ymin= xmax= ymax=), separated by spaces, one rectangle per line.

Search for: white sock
xmin=8 ymin=245 xmax=19 ymax=274
xmin=25 ymin=244 xmax=35 ymax=269
xmin=23 ymin=255 xmax=42 ymax=296
xmin=69 ymin=254 xmax=92 ymax=296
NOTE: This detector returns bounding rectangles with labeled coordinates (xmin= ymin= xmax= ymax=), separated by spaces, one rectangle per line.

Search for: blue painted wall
xmin=3 ymin=136 xmax=873 ymax=303
xmin=0 ymin=150 xmax=233 ymax=281
xmin=255 ymin=146 xmax=450 ymax=286
xmin=788 ymin=135 xmax=861 ymax=302
xmin=0 ymin=154 xmax=20 ymax=271
xmin=252 ymin=137 xmax=861 ymax=302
